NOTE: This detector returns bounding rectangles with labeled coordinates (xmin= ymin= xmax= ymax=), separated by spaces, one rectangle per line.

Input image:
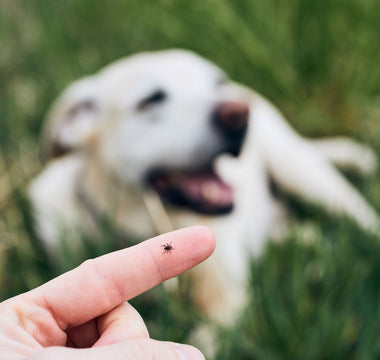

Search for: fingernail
xmin=173 ymin=343 xmax=206 ymax=360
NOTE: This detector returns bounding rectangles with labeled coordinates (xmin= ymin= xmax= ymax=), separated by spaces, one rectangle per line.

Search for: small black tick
xmin=161 ymin=242 xmax=174 ymax=254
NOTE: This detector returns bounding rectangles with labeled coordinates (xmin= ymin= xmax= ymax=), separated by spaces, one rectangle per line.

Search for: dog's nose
xmin=212 ymin=101 xmax=249 ymax=156
xmin=213 ymin=101 xmax=249 ymax=134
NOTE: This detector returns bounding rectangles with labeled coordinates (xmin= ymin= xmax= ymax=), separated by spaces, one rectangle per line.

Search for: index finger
xmin=29 ymin=226 xmax=215 ymax=329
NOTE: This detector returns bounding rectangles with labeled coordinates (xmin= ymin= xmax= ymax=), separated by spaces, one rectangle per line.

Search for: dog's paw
xmin=354 ymin=144 xmax=378 ymax=175
xmin=313 ymin=137 xmax=378 ymax=176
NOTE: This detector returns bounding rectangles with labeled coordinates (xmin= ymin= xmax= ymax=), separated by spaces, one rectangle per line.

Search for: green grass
xmin=1 ymin=0 xmax=380 ymax=359
xmin=216 ymin=224 xmax=380 ymax=360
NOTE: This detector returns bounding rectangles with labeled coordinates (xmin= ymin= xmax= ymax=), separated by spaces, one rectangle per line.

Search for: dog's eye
xmin=216 ymin=76 xmax=228 ymax=87
xmin=138 ymin=90 xmax=167 ymax=110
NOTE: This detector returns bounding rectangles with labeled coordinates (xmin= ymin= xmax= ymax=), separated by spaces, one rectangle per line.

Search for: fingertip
xmin=172 ymin=225 xmax=216 ymax=259
xmin=191 ymin=225 xmax=216 ymax=256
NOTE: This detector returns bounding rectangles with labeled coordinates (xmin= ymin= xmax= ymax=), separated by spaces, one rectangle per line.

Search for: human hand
xmin=0 ymin=226 xmax=215 ymax=359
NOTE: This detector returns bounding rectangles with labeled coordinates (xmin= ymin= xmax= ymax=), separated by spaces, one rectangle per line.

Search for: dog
xmin=29 ymin=49 xmax=380 ymax=324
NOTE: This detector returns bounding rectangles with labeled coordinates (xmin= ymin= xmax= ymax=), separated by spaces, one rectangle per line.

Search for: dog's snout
xmin=213 ymin=101 xmax=249 ymax=134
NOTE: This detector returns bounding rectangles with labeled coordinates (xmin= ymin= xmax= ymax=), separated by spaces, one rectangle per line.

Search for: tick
xmin=161 ymin=242 xmax=174 ymax=254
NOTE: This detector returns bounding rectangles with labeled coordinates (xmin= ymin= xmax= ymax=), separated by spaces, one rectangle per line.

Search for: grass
xmin=1 ymin=0 xmax=380 ymax=358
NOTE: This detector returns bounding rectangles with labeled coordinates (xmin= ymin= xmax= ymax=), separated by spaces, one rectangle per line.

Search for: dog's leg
xmin=311 ymin=137 xmax=378 ymax=175
xmin=253 ymin=95 xmax=380 ymax=234
xmin=184 ymin=254 xmax=247 ymax=357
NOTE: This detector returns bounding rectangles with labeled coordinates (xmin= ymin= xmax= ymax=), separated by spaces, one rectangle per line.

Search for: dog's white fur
xmin=30 ymin=49 xmax=380 ymax=324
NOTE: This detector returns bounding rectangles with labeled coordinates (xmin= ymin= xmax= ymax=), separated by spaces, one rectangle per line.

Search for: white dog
xmin=29 ymin=49 xmax=380 ymax=324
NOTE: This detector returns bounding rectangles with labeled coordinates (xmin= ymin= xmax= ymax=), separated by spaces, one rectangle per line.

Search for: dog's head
xmin=44 ymin=50 xmax=250 ymax=214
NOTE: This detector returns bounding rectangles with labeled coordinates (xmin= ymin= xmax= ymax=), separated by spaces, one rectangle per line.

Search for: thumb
xmin=29 ymin=339 xmax=205 ymax=360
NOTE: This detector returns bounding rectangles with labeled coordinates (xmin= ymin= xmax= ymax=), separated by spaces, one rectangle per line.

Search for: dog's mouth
xmin=147 ymin=166 xmax=233 ymax=215
xmin=145 ymin=101 xmax=251 ymax=215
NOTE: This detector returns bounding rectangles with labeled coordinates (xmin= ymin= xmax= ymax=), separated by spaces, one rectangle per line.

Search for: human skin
xmin=0 ymin=226 xmax=216 ymax=360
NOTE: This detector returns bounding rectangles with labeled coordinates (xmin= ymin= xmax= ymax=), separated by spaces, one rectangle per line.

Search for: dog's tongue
xmin=151 ymin=169 xmax=234 ymax=214
xmin=177 ymin=172 xmax=233 ymax=207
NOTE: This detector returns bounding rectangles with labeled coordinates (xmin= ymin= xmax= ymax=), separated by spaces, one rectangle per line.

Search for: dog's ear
xmin=43 ymin=77 xmax=101 ymax=160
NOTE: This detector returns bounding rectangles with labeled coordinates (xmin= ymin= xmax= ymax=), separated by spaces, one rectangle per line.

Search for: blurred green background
xmin=1 ymin=0 xmax=380 ymax=359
